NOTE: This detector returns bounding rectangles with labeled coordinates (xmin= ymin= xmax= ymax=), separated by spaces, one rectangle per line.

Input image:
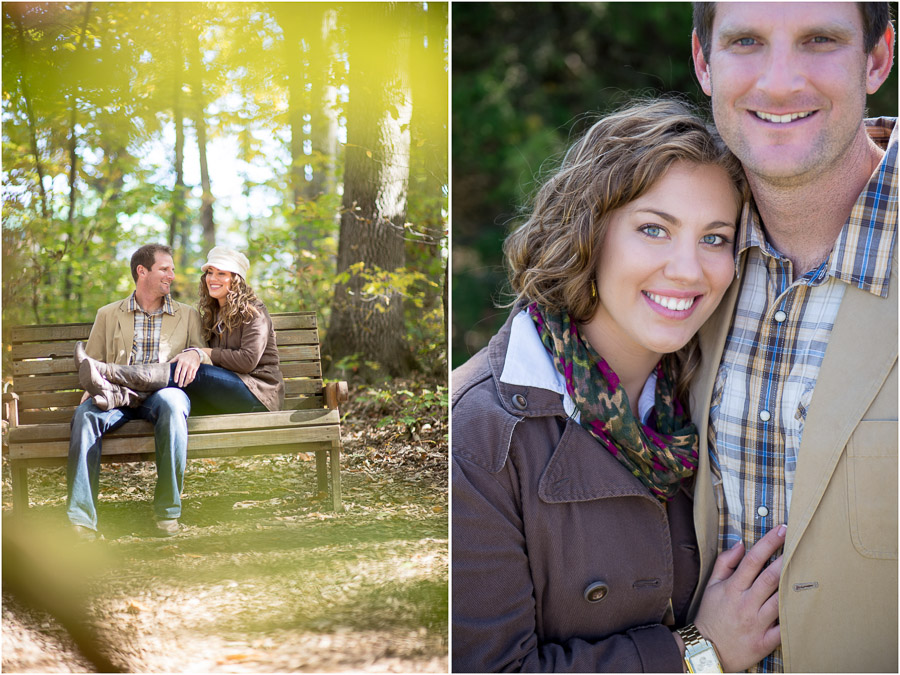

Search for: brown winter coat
xmin=208 ymin=302 xmax=284 ymax=412
xmin=451 ymin=308 xmax=699 ymax=672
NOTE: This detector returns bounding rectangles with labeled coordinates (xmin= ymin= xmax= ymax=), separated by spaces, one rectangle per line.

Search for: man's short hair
xmin=693 ymin=2 xmax=893 ymax=62
xmin=131 ymin=244 xmax=174 ymax=281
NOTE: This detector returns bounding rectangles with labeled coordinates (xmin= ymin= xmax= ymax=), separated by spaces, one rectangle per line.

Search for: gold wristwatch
xmin=677 ymin=624 xmax=723 ymax=673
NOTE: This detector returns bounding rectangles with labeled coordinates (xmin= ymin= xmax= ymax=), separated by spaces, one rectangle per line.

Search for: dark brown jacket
xmin=209 ymin=302 xmax=284 ymax=411
xmin=452 ymin=308 xmax=699 ymax=672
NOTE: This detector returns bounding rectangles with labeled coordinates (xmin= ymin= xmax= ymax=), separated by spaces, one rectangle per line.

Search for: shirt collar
xmin=128 ymin=291 xmax=175 ymax=316
xmin=733 ymin=117 xmax=897 ymax=297
xmin=499 ymin=308 xmax=657 ymax=425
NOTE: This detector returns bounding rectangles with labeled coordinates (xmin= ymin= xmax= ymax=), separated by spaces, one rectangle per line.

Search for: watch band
xmin=677 ymin=624 xmax=723 ymax=673
xmin=677 ymin=623 xmax=706 ymax=647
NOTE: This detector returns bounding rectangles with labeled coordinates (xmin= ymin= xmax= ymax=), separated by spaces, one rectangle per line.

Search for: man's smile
xmin=752 ymin=110 xmax=816 ymax=124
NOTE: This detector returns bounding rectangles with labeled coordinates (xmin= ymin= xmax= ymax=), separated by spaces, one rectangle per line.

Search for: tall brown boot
xmin=92 ymin=384 xmax=148 ymax=411
xmin=74 ymin=342 xmax=171 ymax=407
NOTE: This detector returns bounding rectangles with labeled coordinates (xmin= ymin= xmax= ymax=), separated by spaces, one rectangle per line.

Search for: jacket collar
xmin=487 ymin=307 xmax=574 ymax=419
xmin=487 ymin=306 xmax=671 ymax=504
xmin=492 ymin=306 xmax=656 ymax=423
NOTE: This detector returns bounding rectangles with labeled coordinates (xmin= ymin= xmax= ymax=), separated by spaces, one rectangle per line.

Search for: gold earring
xmin=590 ymin=279 xmax=597 ymax=299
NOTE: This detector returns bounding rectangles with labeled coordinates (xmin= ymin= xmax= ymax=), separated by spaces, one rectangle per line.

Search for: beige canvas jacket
xmin=84 ymin=296 xmax=209 ymax=365
xmin=688 ymin=252 xmax=898 ymax=672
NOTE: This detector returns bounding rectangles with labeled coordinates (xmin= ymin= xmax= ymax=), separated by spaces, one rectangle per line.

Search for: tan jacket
xmin=84 ymin=296 xmax=209 ymax=365
xmin=688 ymin=255 xmax=898 ymax=672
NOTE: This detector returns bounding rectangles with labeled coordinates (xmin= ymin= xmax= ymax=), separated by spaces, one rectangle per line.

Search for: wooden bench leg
xmin=330 ymin=442 xmax=342 ymax=512
xmin=11 ymin=461 xmax=29 ymax=513
xmin=315 ymin=450 xmax=328 ymax=497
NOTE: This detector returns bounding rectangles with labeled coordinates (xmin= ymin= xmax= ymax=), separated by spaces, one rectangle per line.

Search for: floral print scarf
xmin=529 ymin=303 xmax=699 ymax=502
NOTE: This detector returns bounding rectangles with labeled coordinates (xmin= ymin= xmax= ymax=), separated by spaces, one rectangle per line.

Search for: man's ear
xmin=866 ymin=23 xmax=895 ymax=95
xmin=692 ymin=30 xmax=713 ymax=96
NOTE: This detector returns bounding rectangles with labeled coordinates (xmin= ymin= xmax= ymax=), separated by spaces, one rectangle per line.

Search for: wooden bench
xmin=2 ymin=311 xmax=349 ymax=514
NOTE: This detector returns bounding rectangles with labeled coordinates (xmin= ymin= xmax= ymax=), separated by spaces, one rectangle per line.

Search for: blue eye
xmin=701 ymin=233 xmax=730 ymax=246
xmin=735 ymin=37 xmax=757 ymax=47
xmin=640 ymin=224 xmax=664 ymax=238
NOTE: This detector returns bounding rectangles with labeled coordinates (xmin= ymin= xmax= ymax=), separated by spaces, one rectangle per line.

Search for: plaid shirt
xmin=709 ymin=118 xmax=897 ymax=673
xmin=128 ymin=292 xmax=175 ymax=365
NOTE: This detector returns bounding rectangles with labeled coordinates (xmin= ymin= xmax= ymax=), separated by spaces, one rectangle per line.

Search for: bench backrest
xmin=7 ymin=312 xmax=325 ymax=425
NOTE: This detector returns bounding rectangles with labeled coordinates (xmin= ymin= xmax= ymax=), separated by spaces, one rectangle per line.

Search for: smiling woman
xmin=451 ymin=99 xmax=788 ymax=673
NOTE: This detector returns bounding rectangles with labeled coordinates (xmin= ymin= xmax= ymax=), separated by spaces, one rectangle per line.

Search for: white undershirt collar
xmin=499 ymin=310 xmax=657 ymax=424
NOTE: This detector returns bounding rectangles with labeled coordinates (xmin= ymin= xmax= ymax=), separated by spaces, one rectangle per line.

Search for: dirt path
xmin=2 ymin=381 xmax=448 ymax=673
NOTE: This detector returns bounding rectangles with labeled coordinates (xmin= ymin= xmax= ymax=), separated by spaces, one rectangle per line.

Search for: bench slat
xmin=11 ymin=324 xmax=93 ymax=343
xmin=283 ymin=396 xmax=326 ymax=410
xmin=14 ymin=342 xmax=321 ymax=364
xmin=15 ymin=358 xmax=324 ymax=380
xmin=273 ymin=329 xmax=319 ymax=346
xmin=9 ymin=409 xmax=340 ymax=443
xmin=280 ymin=362 xmax=322 ymax=379
xmin=284 ymin=379 xmax=324 ymax=396
xmin=271 ymin=313 xmax=317 ymax=330
xmin=19 ymin=382 xmax=325 ymax=409
xmin=11 ymin=374 xmax=80 ymax=393
xmin=13 ymin=358 xmax=80 ymax=377
xmin=11 ymin=425 xmax=339 ymax=459
xmin=12 ymin=344 xmax=80 ymax=361
xmin=277 ymin=345 xmax=320 ymax=361
xmin=18 ymin=392 xmax=83 ymax=409
xmin=11 ymin=441 xmax=337 ymax=469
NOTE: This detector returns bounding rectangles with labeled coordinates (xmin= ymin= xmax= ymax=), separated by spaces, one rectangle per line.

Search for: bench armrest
xmin=324 ymin=381 xmax=349 ymax=410
xmin=3 ymin=391 xmax=19 ymax=428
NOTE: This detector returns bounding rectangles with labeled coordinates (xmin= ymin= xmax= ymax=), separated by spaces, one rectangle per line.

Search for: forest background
xmin=452 ymin=1 xmax=899 ymax=368
xmin=2 ymin=3 xmax=449 ymax=670
xmin=3 ymin=1 xmax=448 ymax=382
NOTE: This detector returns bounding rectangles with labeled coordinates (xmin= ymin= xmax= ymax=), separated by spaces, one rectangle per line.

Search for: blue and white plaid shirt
xmin=709 ymin=118 xmax=897 ymax=673
xmin=128 ymin=292 xmax=175 ymax=365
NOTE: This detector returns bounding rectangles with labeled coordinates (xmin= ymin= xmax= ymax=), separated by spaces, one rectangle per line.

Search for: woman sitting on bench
xmin=76 ymin=247 xmax=284 ymax=416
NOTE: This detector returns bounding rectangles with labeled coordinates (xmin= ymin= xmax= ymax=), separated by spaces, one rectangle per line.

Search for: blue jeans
xmin=67 ymin=388 xmax=190 ymax=530
xmin=181 ymin=364 xmax=266 ymax=416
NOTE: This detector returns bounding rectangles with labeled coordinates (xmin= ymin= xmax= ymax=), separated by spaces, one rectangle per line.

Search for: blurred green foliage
xmin=451 ymin=1 xmax=899 ymax=369
xmin=2 ymin=2 xmax=448 ymax=380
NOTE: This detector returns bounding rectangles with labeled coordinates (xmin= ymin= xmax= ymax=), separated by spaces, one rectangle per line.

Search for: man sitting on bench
xmin=67 ymin=244 xmax=207 ymax=539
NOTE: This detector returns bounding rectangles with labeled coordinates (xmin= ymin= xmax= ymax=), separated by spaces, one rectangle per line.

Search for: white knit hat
xmin=201 ymin=246 xmax=250 ymax=280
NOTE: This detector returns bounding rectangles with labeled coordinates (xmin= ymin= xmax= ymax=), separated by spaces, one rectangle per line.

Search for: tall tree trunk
xmin=62 ymin=2 xmax=93 ymax=308
xmin=168 ymin=10 xmax=187 ymax=275
xmin=303 ymin=5 xmax=328 ymax=202
xmin=190 ymin=20 xmax=215 ymax=255
xmin=408 ymin=2 xmax=449 ymax=361
xmin=322 ymin=4 xmax=415 ymax=380
xmin=8 ymin=8 xmax=50 ymax=221
xmin=270 ymin=4 xmax=310 ymax=284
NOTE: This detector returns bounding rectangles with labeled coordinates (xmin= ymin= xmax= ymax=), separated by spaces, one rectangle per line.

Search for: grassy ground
xmin=2 ymin=378 xmax=448 ymax=673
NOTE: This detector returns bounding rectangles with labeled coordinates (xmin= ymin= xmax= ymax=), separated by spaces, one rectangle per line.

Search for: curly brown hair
xmin=504 ymin=97 xmax=746 ymax=403
xmin=198 ymin=271 xmax=261 ymax=341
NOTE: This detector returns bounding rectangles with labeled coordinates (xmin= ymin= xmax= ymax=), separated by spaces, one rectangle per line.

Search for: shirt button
xmin=759 ymin=410 xmax=771 ymax=422
xmin=774 ymin=310 xmax=787 ymax=323
xmin=584 ymin=581 xmax=609 ymax=603
xmin=512 ymin=393 xmax=528 ymax=410
xmin=758 ymin=506 xmax=770 ymax=518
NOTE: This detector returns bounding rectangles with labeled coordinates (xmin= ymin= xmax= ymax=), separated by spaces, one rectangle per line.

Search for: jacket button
xmin=583 ymin=582 xmax=609 ymax=603
xmin=512 ymin=393 xmax=527 ymax=410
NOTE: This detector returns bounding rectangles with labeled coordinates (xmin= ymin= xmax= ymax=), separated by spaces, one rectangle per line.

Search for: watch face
xmin=688 ymin=646 xmax=721 ymax=673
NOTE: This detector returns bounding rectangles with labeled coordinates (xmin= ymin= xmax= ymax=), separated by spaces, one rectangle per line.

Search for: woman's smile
xmin=582 ymin=160 xmax=740 ymax=367
xmin=205 ymin=266 xmax=234 ymax=306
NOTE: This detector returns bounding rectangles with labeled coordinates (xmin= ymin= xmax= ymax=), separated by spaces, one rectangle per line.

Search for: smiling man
xmin=67 ymin=244 xmax=209 ymax=539
xmin=685 ymin=3 xmax=897 ymax=672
